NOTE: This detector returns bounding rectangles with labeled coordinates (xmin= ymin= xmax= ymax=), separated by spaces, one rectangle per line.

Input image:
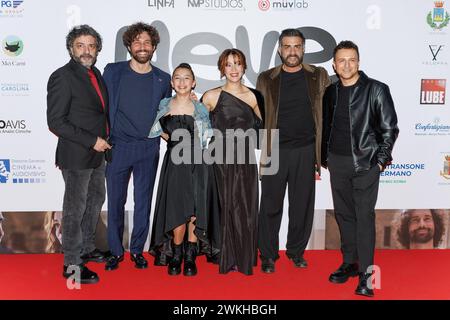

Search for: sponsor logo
xmin=0 ymin=119 xmax=30 ymax=134
xmin=380 ymin=163 xmax=425 ymax=184
xmin=415 ymin=118 xmax=450 ymax=136
xmin=420 ymin=79 xmax=446 ymax=105
xmin=0 ymin=159 xmax=46 ymax=184
xmin=1 ymin=82 xmax=29 ymax=96
xmin=0 ymin=0 xmax=24 ymax=17
xmin=2 ymin=35 xmax=23 ymax=56
xmin=147 ymin=0 xmax=174 ymax=9
xmin=258 ymin=0 xmax=309 ymax=11
xmin=440 ymin=155 xmax=450 ymax=179
xmin=427 ymin=1 xmax=450 ymax=30
xmin=423 ymin=45 xmax=448 ymax=65
xmin=187 ymin=0 xmax=245 ymax=10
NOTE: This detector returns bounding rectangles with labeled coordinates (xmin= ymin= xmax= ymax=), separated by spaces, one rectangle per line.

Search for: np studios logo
xmin=420 ymin=79 xmax=446 ymax=105
xmin=258 ymin=0 xmax=309 ymax=11
xmin=147 ymin=0 xmax=174 ymax=10
xmin=0 ymin=0 xmax=24 ymax=17
xmin=187 ymin=0 xmax=245 ymax=10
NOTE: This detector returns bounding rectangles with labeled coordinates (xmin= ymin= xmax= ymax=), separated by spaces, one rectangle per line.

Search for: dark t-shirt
xmin=277 ymin=69 xmax=315 ymax=148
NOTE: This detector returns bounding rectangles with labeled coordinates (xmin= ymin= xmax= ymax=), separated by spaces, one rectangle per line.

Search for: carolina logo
xmin=427 ymin=1 xmax=450 ymax=30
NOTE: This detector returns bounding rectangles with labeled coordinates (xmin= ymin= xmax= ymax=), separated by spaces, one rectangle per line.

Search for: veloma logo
xmin=440 ymin=155 xmax=450 ymax=179
xmin=420 ymin=79 xmax=446 ymax=104
xmin=424 ymin=45 xmax=447 ymax=65
xmin=427 ymin=1 xmax=450 ymax=30
xmin=0 ymin=159 xmax=11 ymax=183
xmin=2 ymin=35 xmax=23 ymax=57
xmin=258 ymin=0 xmax=270 ymax=11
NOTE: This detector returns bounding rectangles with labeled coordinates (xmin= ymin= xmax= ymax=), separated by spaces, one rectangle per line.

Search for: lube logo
xmin=420 ymin=79 xmax=446 ymax=105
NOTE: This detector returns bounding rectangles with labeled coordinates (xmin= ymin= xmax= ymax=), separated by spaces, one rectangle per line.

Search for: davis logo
xmin=440 ymin=155 xmax=450 ymax=179
xmin=420 ymin=79 xmax=446 ymax=104
xmin=2 ymin=35 xmax=23 ymax=57
xmin=0 ymin=159 xmax=11 ymax=183
xmin=0 ymin=158 xmax=46 ymax=184
xmin=427 ymin=1 xmax=450 ymax=30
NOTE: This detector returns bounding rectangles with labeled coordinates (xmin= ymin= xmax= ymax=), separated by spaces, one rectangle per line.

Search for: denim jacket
xmin=149 ymin=96 xmax=213 ymax=149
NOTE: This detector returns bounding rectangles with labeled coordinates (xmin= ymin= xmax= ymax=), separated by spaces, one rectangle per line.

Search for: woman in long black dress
xmin=148 ymin=63 xmax=213 ymax=276
xmin=202 ymin=49 xmax=264 ymax=275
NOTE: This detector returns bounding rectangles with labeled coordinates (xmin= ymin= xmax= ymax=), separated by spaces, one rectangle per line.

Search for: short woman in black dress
xmin=149 ymin=63 xmax=213 ymax=276
xmin=202 ymin=49 xmax=264 ymax=275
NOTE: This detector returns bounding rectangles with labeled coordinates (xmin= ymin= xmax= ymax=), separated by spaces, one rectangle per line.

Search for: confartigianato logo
xmin=0 ymin=158 xmax=46 ymax=184
xmin=415 ymin=118 xmax=450 ymax=136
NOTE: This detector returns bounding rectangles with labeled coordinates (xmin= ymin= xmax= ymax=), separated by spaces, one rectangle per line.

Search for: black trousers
xmin=258 ymin=143 xmax=315 ymax=260
xmin=328 ymin=152 xmax=380 ymax=272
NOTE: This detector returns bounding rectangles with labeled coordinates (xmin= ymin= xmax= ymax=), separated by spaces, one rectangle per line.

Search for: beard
xmin=131 ymin=49 xmax=152 ymax=64
xmin=73 ymin=53 xmax=97 ymax=68
xmin=281 ymin=54 xmax=303 ymax=68
xmin=410 ymin=228 xmax=434 ymax=244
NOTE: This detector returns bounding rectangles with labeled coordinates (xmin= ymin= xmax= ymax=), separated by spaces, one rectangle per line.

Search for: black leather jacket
xmin=322 ymin=71 xmax=399 ymax=173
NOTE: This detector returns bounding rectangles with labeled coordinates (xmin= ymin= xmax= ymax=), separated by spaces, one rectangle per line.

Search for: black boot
xmin=183 ymin=241 xmax=198 ymax=276
xmin=168 ymin=243 xmax=183 ymax=276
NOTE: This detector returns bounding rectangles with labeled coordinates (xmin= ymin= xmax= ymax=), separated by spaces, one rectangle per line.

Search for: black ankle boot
xmin=183 ymin=241 xmax=198 ymax=276
xmin=168 ymin=243 xmax=183 ymax=276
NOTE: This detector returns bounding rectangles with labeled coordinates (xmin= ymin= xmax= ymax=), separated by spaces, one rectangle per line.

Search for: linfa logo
xmin=2 ymin=35 xmax=23 ymax=57
xmin=427 ymin=1 xmax=450 ymax=31
xmin=420 ymin=79 xmax=446 ymax=105
xmin=147 ymin=0 xmax=174 ymax=10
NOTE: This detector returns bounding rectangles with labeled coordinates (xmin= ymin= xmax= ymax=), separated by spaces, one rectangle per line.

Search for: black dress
xmin=149 ymin=114 xmax=217 ymax=260
xmin=210 ymin=90 xmax=260 ymax=275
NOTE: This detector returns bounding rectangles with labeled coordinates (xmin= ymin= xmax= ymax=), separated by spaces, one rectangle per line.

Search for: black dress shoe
xmin=183 ymin=241 xmax=198 ymax=276
xmin=153 ymin=251 xmax=169 ymax=266
xmin=168 ymin=243 xmax=183 ymax=276
xmin=355 ymin=272 xmax=374 ymax=297
xmin=63 ymin=264 xmax=99 ymax=284
xmin=261 ymin=257 xmax=275 ymax=273
xmin=288 ymin=255 xmax=308 ymax=268
xmin=329 ymin=263 xmax=359 ymax=284
xmin=131 ymin=253 xmax=148 ymax=269
xmin=105 ymin=255 xmax=124 ymax=271
xmin=81 ymin=248 xmax=107 ymax=263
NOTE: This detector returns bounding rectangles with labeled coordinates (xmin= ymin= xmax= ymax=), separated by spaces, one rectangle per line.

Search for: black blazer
xmin=47 ymin=59 xmax=109 ymax=169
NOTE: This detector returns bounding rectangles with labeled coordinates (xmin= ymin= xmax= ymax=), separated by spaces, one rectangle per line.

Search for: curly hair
xmin=122 ymin=22 xmax=160 ymax=51
xmin=66 ymin=24 xmax=102 ymax=54
xmin=397 ymin=209 xmax=445 ymax=249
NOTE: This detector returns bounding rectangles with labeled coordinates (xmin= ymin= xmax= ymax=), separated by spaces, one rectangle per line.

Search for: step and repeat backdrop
xmin=1 ymin=0 xmax=449 ymax=252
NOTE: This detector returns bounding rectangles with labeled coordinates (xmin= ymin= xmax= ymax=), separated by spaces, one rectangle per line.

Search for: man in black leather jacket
xmin=322 ymin=41 xmax=399 ymax=297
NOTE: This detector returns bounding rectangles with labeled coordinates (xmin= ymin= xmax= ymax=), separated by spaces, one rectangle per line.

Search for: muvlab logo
xmin=259 ymin=0 xmax=309 ymax=11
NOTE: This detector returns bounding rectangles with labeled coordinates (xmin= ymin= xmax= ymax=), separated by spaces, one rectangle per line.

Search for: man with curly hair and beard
xmin=103 ymin=22 xmax=171 ymax=271
xmin=397 ymin=209 xmax=445 ymax=249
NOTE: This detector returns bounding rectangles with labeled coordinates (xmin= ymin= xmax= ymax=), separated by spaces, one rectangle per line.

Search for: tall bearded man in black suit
xmin=47 ymin=25 xmax=110 ymax=284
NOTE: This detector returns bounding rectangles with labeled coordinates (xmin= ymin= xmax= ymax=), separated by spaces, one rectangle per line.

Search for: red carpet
xmin=0 ymin=250 xmax=449 ymax=300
